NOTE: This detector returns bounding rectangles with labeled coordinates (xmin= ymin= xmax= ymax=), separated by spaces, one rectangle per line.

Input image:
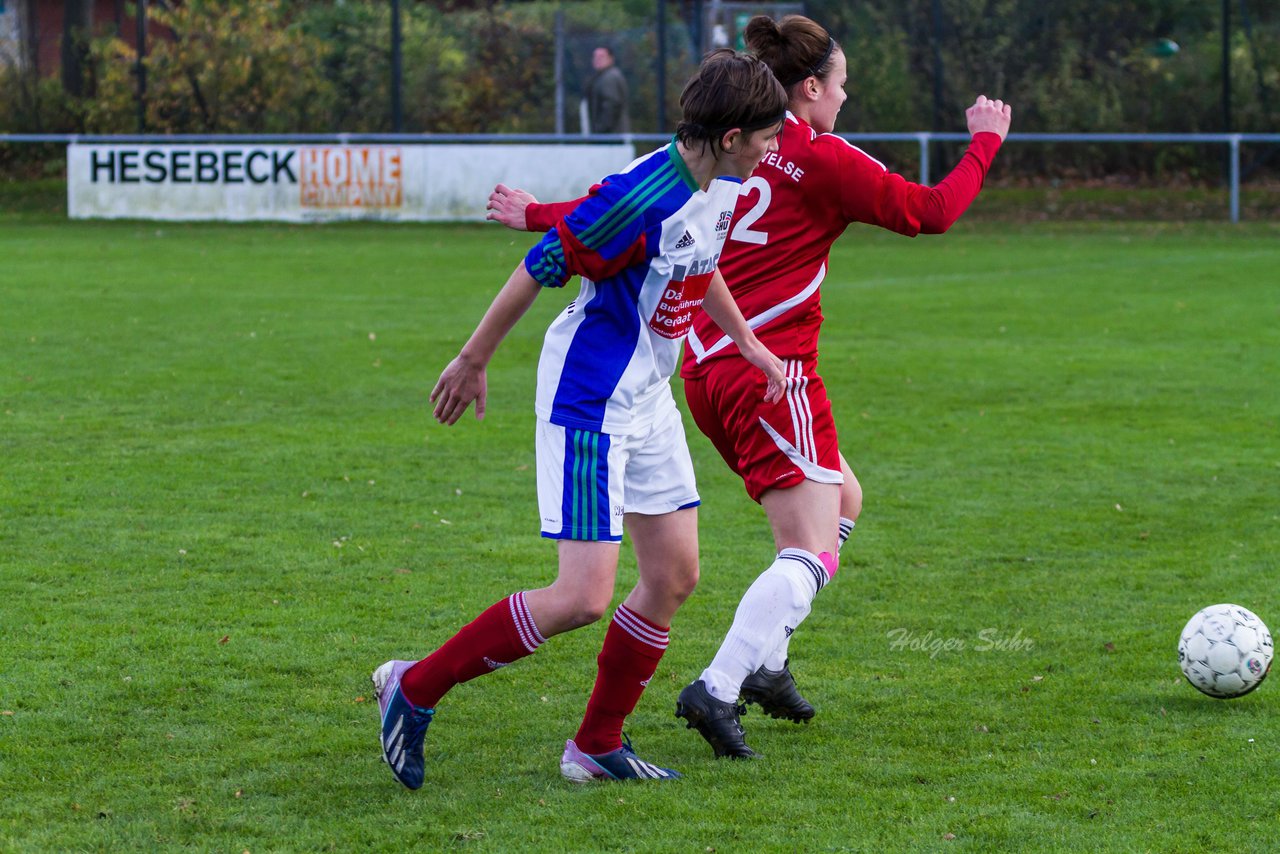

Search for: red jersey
xmin=522 ymin=115 xmax=1002 ymax=379
xmin=681 ymin=114 xmax=1002 ymax=377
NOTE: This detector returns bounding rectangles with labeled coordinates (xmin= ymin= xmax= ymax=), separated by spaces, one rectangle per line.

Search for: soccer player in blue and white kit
xmin=373 ymin=50 xmax=789 ymax=787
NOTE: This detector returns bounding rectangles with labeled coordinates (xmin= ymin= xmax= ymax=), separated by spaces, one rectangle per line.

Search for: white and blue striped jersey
xmin=524 ymin=143 xmax=742 ymax=434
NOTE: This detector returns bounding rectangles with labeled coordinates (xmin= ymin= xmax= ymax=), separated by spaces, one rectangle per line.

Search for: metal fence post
xmin=656 ymin=0 xmax=668 ymax=132
xmin=917 ymin=132 xmax=931 ymax=186
xmin=391 ymin=0 xmax=403 ymax=133
xmin=1229 ymin=135 xmax=1241 ymax=223
xmin=554 ymin=9 xmax=565 ymax=136
xmin=135 ymin=0 xmax=147 ymax=133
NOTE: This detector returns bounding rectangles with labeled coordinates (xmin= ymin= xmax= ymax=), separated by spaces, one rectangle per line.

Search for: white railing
xmin=3 ymin=131 xmax=1278 ymax=222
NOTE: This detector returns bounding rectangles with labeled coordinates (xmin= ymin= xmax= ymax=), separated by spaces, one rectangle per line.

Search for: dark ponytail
xmin=744 ymin=15 xmax=838 ymax=89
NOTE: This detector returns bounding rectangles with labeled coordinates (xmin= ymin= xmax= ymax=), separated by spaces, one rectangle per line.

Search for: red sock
xmin=573 ymin=604 xmax=669 ymax=755
xmin=399 ymin=591 xmax=545 ymax=709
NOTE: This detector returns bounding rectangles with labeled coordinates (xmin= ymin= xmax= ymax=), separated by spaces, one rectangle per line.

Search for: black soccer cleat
xmin=740 ymin=660 xmax=815 ymax=723
xmin=675 ymin=679 xmax=757 ymax=759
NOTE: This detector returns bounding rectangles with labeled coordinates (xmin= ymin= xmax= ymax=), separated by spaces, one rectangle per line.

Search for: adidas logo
xmin=483 ymin=656 xmax=511 ymax=670
xmin=784 ymin=626 xmax=795 ymax=637
xmin=625 ymin=756 xmax=673 ymax=779
xmin=674 ymin=230 xmax=695 ymax=249
xmin=384 ymin=716 xmax=408 ymax=773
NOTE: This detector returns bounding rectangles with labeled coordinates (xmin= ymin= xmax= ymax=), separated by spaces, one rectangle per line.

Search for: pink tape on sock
xmin=818 ymin=551 xmax=838 ymax=582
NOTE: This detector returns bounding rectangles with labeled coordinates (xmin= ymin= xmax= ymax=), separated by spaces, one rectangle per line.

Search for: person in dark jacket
xmin=585 ymin=46 xmax=630 ymax=134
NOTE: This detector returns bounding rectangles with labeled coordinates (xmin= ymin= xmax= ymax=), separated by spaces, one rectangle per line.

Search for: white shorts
xmin=536 ymin=404 xmax=700 ymax=542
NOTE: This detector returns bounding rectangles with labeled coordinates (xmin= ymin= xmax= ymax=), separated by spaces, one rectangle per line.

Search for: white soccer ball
xmin=1177 ymin=604 xmax=1273 ymax=699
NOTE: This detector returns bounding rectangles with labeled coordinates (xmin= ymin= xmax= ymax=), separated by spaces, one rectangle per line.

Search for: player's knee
xmin=668 ymin=561 xmax=700 ymax=604
xmin=842 ymin=478 xmax=863 ymax=521
xmin=560 ymin=601 xmax=608 ymax=630
xmin=542 ymin=584 xmax=613 ymax=630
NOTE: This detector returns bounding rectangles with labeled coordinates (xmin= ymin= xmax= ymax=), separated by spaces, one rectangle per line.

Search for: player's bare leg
xmin=524 ymin=540 xmax=621 ymax=635
xmin=761 ymin=477 xmax=842 ymax=556
xmin=561 ymin=509 xmax=697 ymax=782
xmin=621 ymin=508 xmax=701 ymax=624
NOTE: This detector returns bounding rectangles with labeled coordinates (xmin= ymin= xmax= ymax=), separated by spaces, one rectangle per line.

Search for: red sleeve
xmin=550 ymin=218 xmax=647 ymax=282
xmin=525 ymin=184 xmax=601 ymax=232
xmin=839 ymin=132 xmax=1002 ymax=236
xmin=523 ymin=179 xmax=649 ymax=287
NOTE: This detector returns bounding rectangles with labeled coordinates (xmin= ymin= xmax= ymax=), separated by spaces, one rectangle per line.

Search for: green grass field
xmin=2 ymin=211 xmax=1278 ymax=852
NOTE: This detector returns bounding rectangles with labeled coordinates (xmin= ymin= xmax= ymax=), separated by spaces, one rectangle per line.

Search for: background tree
xmin=86 ymin=0 xmax=329 ymax=133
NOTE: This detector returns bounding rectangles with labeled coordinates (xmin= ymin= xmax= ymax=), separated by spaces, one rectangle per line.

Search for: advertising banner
xmin=68 ymin=142 xmax=637 ymax=223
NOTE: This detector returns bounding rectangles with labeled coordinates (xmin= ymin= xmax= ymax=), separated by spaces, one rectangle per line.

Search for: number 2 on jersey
xmin=730 ymin=176 xmax=771 ymax=246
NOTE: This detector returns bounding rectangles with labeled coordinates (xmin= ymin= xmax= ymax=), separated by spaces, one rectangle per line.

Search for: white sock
xmin=700 ymin=548 xmax=827 ymax=703
xmin=838 ymin=517 xmax=856 ymax=550
xmin=761 ymin=518 xmax=855 ymax=671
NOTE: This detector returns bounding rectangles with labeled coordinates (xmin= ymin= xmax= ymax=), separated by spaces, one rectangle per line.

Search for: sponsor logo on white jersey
xmin=715 ymin=208 xmax=733 ymax=236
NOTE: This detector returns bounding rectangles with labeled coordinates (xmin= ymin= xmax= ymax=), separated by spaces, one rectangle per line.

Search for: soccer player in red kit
xmin=488 ymin=14 xmax=1013 ymax=759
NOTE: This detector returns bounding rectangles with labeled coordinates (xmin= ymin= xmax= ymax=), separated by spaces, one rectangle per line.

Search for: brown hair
xmin=743 ymin=15 xmax=838 ymax=89
xmin=675 ymin=48 xmax=787 ymax=151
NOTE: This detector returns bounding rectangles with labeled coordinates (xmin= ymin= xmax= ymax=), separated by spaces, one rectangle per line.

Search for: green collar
xmin=666 ymin=138 xmax=700 ymax=192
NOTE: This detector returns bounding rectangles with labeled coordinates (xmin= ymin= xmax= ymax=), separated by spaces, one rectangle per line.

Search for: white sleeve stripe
xmin=822 ymin=134 xmax=888 ymax=172
xmin=692 ymin=262 xmax=827 ymax=363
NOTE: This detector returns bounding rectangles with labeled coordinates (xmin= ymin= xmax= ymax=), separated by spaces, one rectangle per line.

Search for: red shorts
xmin=683 ymin=357 xmax=843 ymax=503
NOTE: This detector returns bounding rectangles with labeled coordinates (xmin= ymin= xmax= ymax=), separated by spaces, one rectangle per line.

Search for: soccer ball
xmin=1177 ymin=604 xmax=1273 ymax=699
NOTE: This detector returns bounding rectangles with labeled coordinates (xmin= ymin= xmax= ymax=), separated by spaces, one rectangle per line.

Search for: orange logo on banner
xmin=299 ymin=147 xmax=403 ymax=208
